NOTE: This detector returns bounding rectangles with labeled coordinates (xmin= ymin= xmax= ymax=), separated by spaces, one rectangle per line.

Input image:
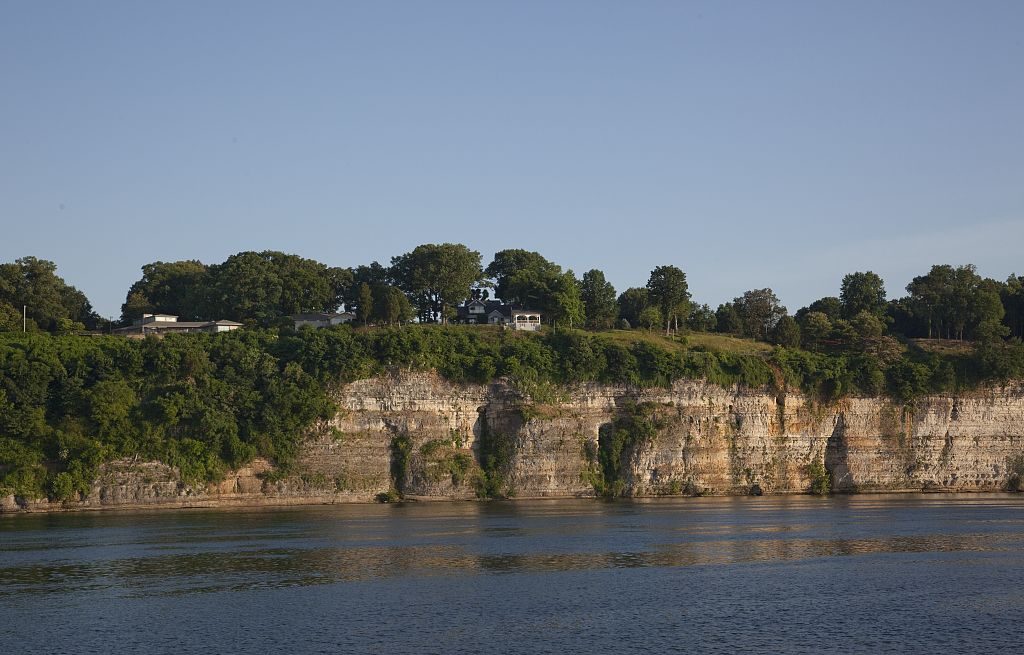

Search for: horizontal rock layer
xmin=4 ymin=372 xmax=1023 ymax=512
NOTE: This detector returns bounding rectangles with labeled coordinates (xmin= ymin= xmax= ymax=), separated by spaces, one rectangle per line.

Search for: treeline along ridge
xmin=2 ymin=244 xmax=1023 ymax=501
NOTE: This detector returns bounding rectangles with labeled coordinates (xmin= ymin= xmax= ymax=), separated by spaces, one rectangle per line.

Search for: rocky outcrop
xmin=327 ymin=373 xmax=1024 ymax=497
xmin=4 ymin=372 xmax=1023 ymax=512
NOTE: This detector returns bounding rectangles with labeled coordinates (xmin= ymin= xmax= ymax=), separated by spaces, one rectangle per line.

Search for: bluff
xmin=3 ymin=372 xmax=1023 ymax=512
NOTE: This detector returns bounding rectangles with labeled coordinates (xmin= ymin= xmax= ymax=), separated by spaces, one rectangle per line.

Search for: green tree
xmin=0 ymin=303 xmax=20 ymax=331
xmin=0 ymin=257 xmax=98 ymax=331
xmin=344 ymin=262 xmax=389 ymax=318
xmin=580 ymin=269 xmax=617 ymax=330
xmin=851 ymin=310 xmax=884 ymax=339
xmin=485 ymin=250 xmax=561 ymax=306
xmin=547 ymin=270 xmax=585 ymax=329
xmin=206 ymin=252 xmax=283 ymax=323
xmin=357 ymin=283 xmax=373 ymax=326
xmin=840 ymin=271 xmax=887 ymax=319
xmin=715 ymin=303 xmax=741 ymax=334
xmin=617 ymin=288 xmax=649 ymax=328
xmin=202 ymin=251 xmax=342 ymax=323
xmin=905 ymin=265 xmax=953 ymax=338
xmin=646 ymin=265 xmax=690 ymax=335
xmin=688 ymin=303 xmax=716 ymax=332
xmin=810 ymin=296 xmax=843 ymax=319
xmin=638 ymin=306 xmax=662 ymax=331
xmin=372 ymin=285 xmax=414 ymax=326
xmin=799 ymin=311 xmax=832 ymax=350
xmin=734 ymin=289 xmax=786 ymax=340
xmin=904 ymin=264 xmax=1006 ymax=340
xmin=391 ymin=243 xmax=483 ymax=323
xmin=120 ymin=260 xmax=208 ymax=322
xmin=769 ymin=315 xmax=801 ymax=347
xmin=1001 ymin=274 xmax=1024 ymax=339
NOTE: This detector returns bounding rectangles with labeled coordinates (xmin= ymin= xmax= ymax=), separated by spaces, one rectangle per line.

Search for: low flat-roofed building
xmin=112 ymin=314 xmax=243 ymax=337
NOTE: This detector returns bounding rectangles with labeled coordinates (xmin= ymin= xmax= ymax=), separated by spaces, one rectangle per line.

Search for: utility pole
xmin=23 ymin=305 xmax=26 ymax=333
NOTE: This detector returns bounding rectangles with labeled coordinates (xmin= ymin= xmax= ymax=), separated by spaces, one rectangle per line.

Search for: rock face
xmin=5 ymin=372 xmax=1023 ymax=512
xmin=307 ymin=372 xmax=1024 ymax=497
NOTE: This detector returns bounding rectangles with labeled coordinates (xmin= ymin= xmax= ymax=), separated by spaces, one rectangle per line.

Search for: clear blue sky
xmin=2 ymin=1 xmax=1022 ymax=318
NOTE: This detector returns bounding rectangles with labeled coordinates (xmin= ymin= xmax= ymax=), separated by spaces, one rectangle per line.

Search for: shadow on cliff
xmin=824 ymin=413 xmax=854 ymax=492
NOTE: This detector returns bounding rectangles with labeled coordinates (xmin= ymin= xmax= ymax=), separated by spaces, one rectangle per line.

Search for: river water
xmin=2 ymin=495 xmax=1023 ymax=654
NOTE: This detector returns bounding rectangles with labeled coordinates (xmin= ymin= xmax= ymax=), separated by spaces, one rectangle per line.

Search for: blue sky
xmin=2 ymin=1 xmax=1022 ymax=318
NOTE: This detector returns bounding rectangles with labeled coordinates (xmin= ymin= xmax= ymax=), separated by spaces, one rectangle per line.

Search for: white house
xmin=457 ymin=301 xmax=541 ymax=331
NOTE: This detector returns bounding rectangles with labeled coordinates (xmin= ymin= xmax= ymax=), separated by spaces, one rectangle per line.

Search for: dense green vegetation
xmin=4 ymin=321 xmax=1023 ymax=502
xmin=0 ymin=257 xmax=100 ymax=333
xmin=0 ymin=329 xmax=332 ymax=501
xmin=3 ymin=246 xmax=1024 ymax=502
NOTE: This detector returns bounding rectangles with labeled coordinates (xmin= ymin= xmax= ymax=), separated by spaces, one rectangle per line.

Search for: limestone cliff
xmin=3 ymin=372 xmax=1023 ymax=513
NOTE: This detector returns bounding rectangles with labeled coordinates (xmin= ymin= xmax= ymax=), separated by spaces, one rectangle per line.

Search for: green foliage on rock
xmin=595 ymin=402 xmax=665 ymax=497
xmin=807 ymin=459 xmax=831 ymax=495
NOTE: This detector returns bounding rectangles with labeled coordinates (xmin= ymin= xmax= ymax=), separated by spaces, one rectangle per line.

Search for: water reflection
xmin=3 ymin=495 xmax=1023 ymax=598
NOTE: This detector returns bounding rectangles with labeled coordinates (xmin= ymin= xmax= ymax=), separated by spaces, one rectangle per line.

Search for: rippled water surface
xmin=3 ymin=495 xmax=1024 ymax=654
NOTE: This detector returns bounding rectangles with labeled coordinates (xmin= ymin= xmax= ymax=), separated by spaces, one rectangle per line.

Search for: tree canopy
xmin=646 ymin=265 xmax=690 ymax=335
xmin=840 ymin=271 xmax=887 ymax=319
xmin=0 ymin=257 xmax=98 ymax=332
xmin=391 ymin=243 xmax=484 ymax=323
xmin=733 ymin=289 xmax=786 ymax=340
xmin=581 ymin=269 xmax=618 ymax=330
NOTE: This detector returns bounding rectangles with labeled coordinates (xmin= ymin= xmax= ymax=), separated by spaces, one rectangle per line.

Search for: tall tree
xmin=715 ymin=302 xmax=741 ymax=334
xmin=904 ymin=264 xmax=1004 ymax=340
xmin=617 ymin=288 xmax=649 ymax=328
xmin=734 ymin=288 xmax=786 ymax=340
xmin=1002 ymin=274 xmax=1024 ymax=339
xmin=205 ymin=252 xmax=283 ymax=323
xmin=391 ymin=243 xmax=483 ymax=323
xmin=546 ymin=270 xmax=585 ymax=329
xmin=120 ymin=260 xmax=208 ymax=322
xmin=688 ymin=303 xmax=716 ymax=332
xmin=0 ymin=257 xmax=98 ymax=331
xmin=770 ymin=315 xmax=801 ymax=347
xmin=646 ymin=265 xmax=690 ymax=335
xmin=840 ymin=271 xmax=887 ymax=319
xmin=202 ymin=251 xmax=343 ymax=323
xmin=799 ymin=311 xmax=833 ymax=350
xmin=905 ymin=265 xmax=955 ymax=338
xmin=345 ymin=262 xmax=390 ymax=318
xmin=580 ymin=269 xmax=617 ymax=330
xmin=372 ymin=284 xmax=414 ymax=326
xmin=357 ymin=283 xmax=373 ymax=326
xmin=795 ymin=296 xmax=842 ymax=323
xmin=484 ymin=250 xmax=561 ymax=305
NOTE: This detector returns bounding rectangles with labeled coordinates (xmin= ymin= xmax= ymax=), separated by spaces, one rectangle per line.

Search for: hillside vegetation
xmin=3 ymin=246 xmax=1024 ymax=503
xmin=3 ymin=324 xmax=1023 ymax=503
